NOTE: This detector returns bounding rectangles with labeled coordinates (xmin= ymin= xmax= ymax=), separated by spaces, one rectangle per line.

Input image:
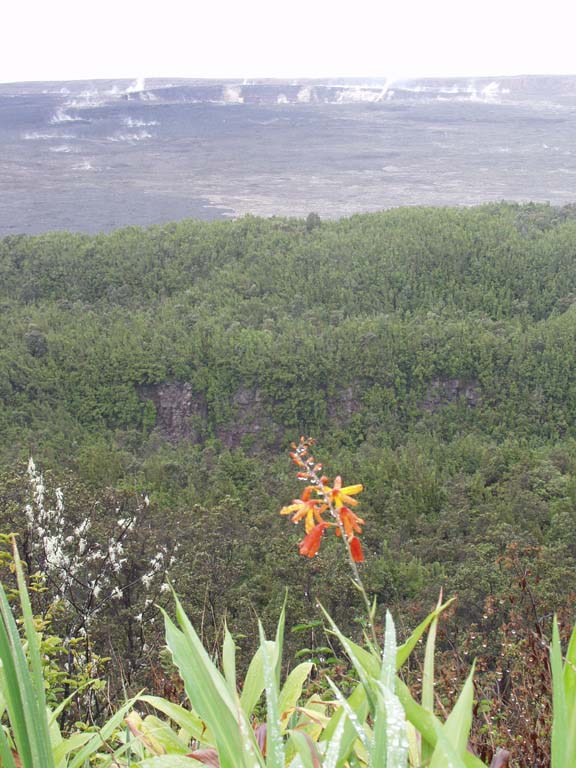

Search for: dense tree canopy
xmin=1 ymin=203 xmax=575 ymax=718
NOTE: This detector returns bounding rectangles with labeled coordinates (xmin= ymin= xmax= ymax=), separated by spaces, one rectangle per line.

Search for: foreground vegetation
xmin=1 ymin=202 xmax=576 ymax=764
xmin=1 ymin=500 xmax=575 ymax=766
xmin=0 ymin=533 xmax=490 ymax=767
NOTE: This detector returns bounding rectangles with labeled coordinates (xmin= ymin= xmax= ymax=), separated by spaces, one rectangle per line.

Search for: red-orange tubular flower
xmin=349 ymin=536 xmax=364 ymax=562
xmin=299 ymin=522 xmax=329 ymax=558
xmin=338 ymin=506 xmax=365 ymax=539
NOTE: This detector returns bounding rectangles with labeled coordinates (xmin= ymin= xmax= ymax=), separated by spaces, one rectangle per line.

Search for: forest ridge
xmin=1 ymin=202 xmax=575 ymax=448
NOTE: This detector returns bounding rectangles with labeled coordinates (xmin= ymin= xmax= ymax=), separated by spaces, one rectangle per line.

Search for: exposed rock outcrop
xmin=138 ymin=383 xmax=282 ymax=449
xmin=419 ymin=378 xmax=481 ymax=412
xmin=139 ymin=383 xmax=207 ymax=444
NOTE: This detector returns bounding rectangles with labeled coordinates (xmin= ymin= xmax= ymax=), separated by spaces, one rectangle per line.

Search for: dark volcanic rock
xmin=419 ymin=378 xmax=481 ymax=412
xmin=138 ymin=383 xmax=282 ymax=449
xmin=139 ymin=382 xmax=207 ymax=444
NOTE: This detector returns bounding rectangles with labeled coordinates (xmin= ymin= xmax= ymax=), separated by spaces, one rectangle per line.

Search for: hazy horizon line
xmin=3 ymin=71 xmax=576 ymax=87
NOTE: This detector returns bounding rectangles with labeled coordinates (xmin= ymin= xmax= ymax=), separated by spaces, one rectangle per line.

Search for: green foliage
xmin=2 ymin=527 xmax=575 ymax=767
xmin=128 ymin=589 xmax=485 ymax=767
xmin=2 ymin=204 xmax=576 ymax=762
xmin=2 ymin=203 xmax=576 ymax=449
xmin=550 ymin=617 xmax=576 ymax=767
xmin=0 ymin=539 xmax=134 ymax=767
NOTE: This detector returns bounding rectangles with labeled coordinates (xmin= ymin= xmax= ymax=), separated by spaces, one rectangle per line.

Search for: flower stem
xmin=308 ymin=466 xmax=381 ymax=652
xmin=338 ymin=516 xmax=380 ymax=652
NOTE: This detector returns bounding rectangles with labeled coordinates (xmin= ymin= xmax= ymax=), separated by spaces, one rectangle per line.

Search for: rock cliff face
xmin=139 ymin=383 xmax=207 ymax=444
xmin=8 ymin=75 xmax=576 ymax=108
xmin=140 ymin=378 xmax=480 ymax=445
xmin=419 ymin=378 xmax=481 ymax=412
xmin=138 ymin=382 xmax=363 ymax=447
xmin=118 ymin=75 xmax=576 ymax=108
xmin=139 ymin=383 xmax=281 ymax=448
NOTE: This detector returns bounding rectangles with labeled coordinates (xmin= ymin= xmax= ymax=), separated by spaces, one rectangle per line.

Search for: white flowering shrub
xmin=22 ymin=458 xmax=174 ymax=683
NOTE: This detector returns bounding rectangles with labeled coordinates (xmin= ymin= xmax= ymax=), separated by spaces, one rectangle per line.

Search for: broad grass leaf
xmin=258 ymin=620 xmax=285 ymax=768
xmin=222 ymin=624 xmax=236 ymax=696
xmin=551 ymin=617 xmax=567 ymax=768
xmin=288 ymin=730 xmax=322 ymax=768
xmin=138 ymin=695 xmax=207 ymax=744
xmin=371 ymin=613 xmax=408 ymax=767
xmin=67 ymin=697 xmax=136 ymax=768
xmin=396 ymin=679 xmax=486 ymax=768
xmin=422 ymin=592 xmax=443 ymax=765
xmin=429 ymin=663 xmax=475 ymax=768
xmin=396 ymin=598 xmax=455 ymax=669
xmin=0 ymin=561 xmax=52 ymax=768
xmin=163 ymin=607 xmax=258 ymax=768
xmin=278 ymin=662 xmax=313 ymax=726
xmin=320 ymin=683 xmax=368 ymax=765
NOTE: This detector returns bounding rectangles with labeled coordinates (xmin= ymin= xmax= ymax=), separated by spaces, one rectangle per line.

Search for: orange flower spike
xmin=301 ymin=503 xmax=329 ymax=532
xmin=312 ymin=510 xmax=328 ymax=531
xmin=328 ymin=475 xmax=364 ymax=509
xmin=349 ymin=536 xmax=364 ymax=563
xmin=299 ymin=522 xmax=329 ymax=558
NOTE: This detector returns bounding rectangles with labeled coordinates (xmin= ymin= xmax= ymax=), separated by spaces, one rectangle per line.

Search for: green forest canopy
xmin=1 ymin=201 xmax=576 ymax=692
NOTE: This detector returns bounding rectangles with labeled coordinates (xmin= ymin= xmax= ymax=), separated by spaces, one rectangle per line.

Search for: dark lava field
xmin=2 ymin=75 xmax=576 ymax=235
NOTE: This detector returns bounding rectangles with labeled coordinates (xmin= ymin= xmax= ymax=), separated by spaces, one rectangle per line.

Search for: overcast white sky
xmin=2 ymin=0 xmax=576 ymax=83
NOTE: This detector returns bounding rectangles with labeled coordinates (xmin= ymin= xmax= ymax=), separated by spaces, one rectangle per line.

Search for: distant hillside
xmin=1 ymin=202 xmax=576 ymax=456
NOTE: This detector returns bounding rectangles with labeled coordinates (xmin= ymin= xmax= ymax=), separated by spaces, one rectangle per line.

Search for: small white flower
xmin=141 ymin=572 xmax=154 ymax=589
